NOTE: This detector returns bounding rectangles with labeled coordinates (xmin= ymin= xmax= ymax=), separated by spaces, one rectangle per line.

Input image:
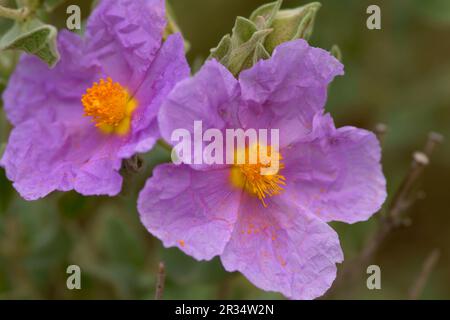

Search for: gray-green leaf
xmin=249 ymin=0 xmax=283 ymax=29
xmin=264 ymin=2 xmax=321 ymax=53
xmin=231 ymin=17 xmax=258 ymax=47
xmin=0 ymin=18 xmax=60 ymax=67
xmin=209 ymin=34 xmax=232 ymax=64
xmin=227 ymin=28 xmax=272 ymax=76
xmin=253 ymin=42 xmax=270 ymax=65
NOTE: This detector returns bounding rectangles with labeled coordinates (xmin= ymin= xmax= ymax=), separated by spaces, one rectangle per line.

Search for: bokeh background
xmin=0 ymin=0 xmax=449 ymax=299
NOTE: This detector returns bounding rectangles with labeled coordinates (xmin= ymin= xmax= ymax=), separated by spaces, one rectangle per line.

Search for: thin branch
xmin=0 ymin=4 xmax=29 ymax=21
xmin=361 ymin=132 xmax=442 ymax=262
xmin=409 ymin=249 xmax=440 ymax=300
xmin=374 ymin=123 xmax=388 ymax=145
xmin=327 ymin=131 xmax=442 ymax=297
xmin=154 ymin=262 xmax=166 ymax=300
xmin=348 ymin=151 xmax=429 ymax=275
xmin=388 ymin=151 xmax=429 ymax=221
xmin=157 ymin=139 xmax=173 ymax=152
xmin=423 ymin=132 xmax=444 ymax=158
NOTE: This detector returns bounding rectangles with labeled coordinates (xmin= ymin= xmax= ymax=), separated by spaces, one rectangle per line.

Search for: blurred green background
xmin=0 ymin=0 xmax=449 ymax=299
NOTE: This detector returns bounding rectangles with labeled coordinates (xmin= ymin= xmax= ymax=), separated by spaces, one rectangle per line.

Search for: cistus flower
xmin=0 ymin=0 xmax=189 ymax=200
xmin=138 ymin=39 xmax=387 ymax=299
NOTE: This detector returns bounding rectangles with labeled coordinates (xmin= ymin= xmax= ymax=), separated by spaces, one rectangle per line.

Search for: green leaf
xmin=253 ymin=42 xmax=270 ymax=65
xmin=209 ymin=1 xmax=325 ymax=76
xmin=209 ymin=34 xmax=232 ymax=64
xmin=264 ymin=2 xmax=321 ymax=53
xmin=0 ymin=18 xmax=60 ymax=67
xmin=227 ymin=28 xmax=272 ymax=76
xmin=249 ymin=0 xmax=283 ymax=29
xmin=208 ymin=2 xmax=281 ymax=76
xmin=293 ymin=9 xmax=316 ymax=40
xmin=231 ymin=17 xmax=258 ymax=47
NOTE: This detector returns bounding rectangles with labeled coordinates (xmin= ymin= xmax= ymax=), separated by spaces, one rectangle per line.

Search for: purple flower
xmin=0 ymin=0 xmax=189 ymax=200
xmin=138 ymin=39 xmax=387 ymax=299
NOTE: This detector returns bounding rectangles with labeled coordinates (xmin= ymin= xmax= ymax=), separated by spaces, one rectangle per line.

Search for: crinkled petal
xmin=158 ymin=59 xmax=240 ymax=144
xmin=118 ymin=33 xmax=190 ymax=158
xmin=281 ymin=113 xmax=387 ymax=223
xmin=0 ymin=120 xmax=122 ymax=200
xmin=1 ymin=0 xmax=188 ymax=201
xmin=138 ymin=164 xmax=240 ymax=261
xmin=1 ymin=28 xmax=123 ymax=200
xmin=2 ymin=30 xmax=96 ymax=126
xmin=220 ymin=195 xmax=343 ymax=300
xmin=72 ymin=157 xmax=123 ymax=196
xmin=0 ymin=121 xmax=70 ymax=200
xmin=239 ymin=39 xmax=344 ymax=146
xmin=85 ymin=0 xmax=166 ymax=89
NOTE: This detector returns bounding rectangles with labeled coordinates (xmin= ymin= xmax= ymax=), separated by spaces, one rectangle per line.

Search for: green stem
xmin=0 ymin=4 xmax=29 ymax=21
xmin=157 ymin=139 xmax=173 ymax=152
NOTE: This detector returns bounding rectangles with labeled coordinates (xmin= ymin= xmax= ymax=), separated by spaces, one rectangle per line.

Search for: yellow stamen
xmin=230 ymin=144 xmax=286 ymax=207
xmin=81 ymin=77 xmax=137 ymax=135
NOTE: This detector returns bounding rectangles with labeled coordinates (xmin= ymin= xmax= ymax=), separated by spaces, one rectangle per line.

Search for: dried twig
xmin=374 ymin=123 xmax=388 ymax=145
xmin=423 ymin=132 xmax=444 ymax=158
xmin=388 ymin=151 xmax=429 ymax=221
xmin=155 ymin=262 xmax=166 ymax=300
xmin=361 ymin=132 xmax=442 ymax=260
xmin=326 ymin=131 xmax=443 ymax=297
xmin=409 ymin=249 xmax=440 ymax=300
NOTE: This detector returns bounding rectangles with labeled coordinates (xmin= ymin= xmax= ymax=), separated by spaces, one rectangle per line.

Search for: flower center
xmin=81 ymin=77 xmax=137 ymax=135
xmin=230 ymin=144 xmax=286 ymax=207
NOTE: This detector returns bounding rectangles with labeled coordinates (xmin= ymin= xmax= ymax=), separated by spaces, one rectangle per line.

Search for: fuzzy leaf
xmin=231 ymin=17 xmax=258 ymax=47
xmin=253 ymin=42 xmax=270 ymax=66
xmin=209 ymin=34 xmax=232 ymax=64
xmin=227 ymin=28 xmax=272 ymax=76
xmin=294 ymin=9 xmax=316 ymax=40
xmin=264 ymin=2 xmax=321 ymax=53
xmin=0 ymin=18 xmax=60 ymax=67
xmin=249 ymin=0 xmax=283 ymax=29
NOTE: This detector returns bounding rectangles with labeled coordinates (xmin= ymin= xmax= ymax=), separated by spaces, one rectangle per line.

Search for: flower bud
xmin=264 ymin=2 xmax=321 ymax=53
xmin=208 ymin=1 xmax=323 ymax=76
